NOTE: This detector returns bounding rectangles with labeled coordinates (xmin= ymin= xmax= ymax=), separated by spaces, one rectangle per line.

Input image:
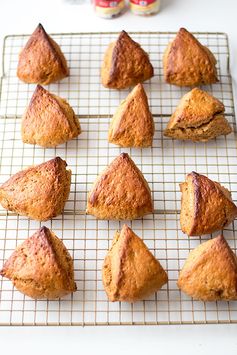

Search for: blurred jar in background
xmin=130 ymin=0 xmax=160 ymax=15
xmin=94 ymin=0 xmax=125 ymax=18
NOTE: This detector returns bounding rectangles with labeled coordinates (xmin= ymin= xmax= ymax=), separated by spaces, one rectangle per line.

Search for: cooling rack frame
xmin=0 ymin=31 xmax=237 ymax=326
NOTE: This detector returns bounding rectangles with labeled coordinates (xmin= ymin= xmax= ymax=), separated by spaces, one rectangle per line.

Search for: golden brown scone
xmin=177 ymin=235 xmax=237 ymax=301
xmin=22 ymin=85 xmax=81 ymax=147
xmin=0 ymin=226 xmax=76 ymax=299
xmin=163 ymin=28 xmax=218 ymax=86
xmin=101 ymin=30 xmax=154 ymax=89
xmin=17 ymin=23 xmax=69 ymax=85
xmin=108 ymin=83 xmax=154 ymax=147
xmin=103 ymin=224 xmax=168 ymax=302
xmin=164 ymin=88 xmax=232 ymax=141
xmin=0 ymin=157 xmax=71 ymax=221
xmin=180 ymin=172 xmax=237 ymax=236
xmin=86 ymin=153 xmax=153 ymax=220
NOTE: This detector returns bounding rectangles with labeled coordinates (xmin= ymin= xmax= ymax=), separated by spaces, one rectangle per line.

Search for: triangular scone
xmin=0 ymin=157 xmax=71 ymax=221
xmin=163 ymin=28 xmax=218 ymax=86
xmin=0 ymin=227 xmax=76 ymax=299
xmin=103 ymin=225 xmax=168 ymax=302
xmin=101 ymin=30 xmax=154 ymax=89
xmin=22 ymin=85 xmax=81 ymax=147
xmin=108 ymin=83 xmax=154 ymax=147
xmin=177 ymin=235 xmax=237 ymax=301
xmin=17 ymin=24 xmax=69 ymax=85
xmin=180 ymin=172 xmax=237 ymax=236
xmin=164 ymin=88 xmax=232 ymax=141
xmin=86 ymin=153 xmax=153 ymax=220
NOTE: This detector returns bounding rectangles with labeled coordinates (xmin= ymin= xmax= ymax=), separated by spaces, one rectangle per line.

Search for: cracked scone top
xmin=180 ymin=172 xmax=237 ymax=236
xmin=22 ymin=85 xmax=81 ymax=147
xmin=0 ymin=226 xmax=77 ymax=299
xmin=177 ymin=235 xmax=237 ymax=301
xmin=164 ymin=88 xmax=232 ymax=141
xmin=17 ymin=23 xmax=69 ymax=85
xmin=101 ymin=30 xmax=154 ymax=89
xmin=0 ymin=157 xmax=71 ymax=221
xmin=86 ymin=153 xmax=153 ymax=220
xmin=163 ymin=28 xmax=218 ymax=86
xmin=108 ymin=83 xmax=154 ymax=147
xmin=102 ymin=224 xmax=168 ymax=302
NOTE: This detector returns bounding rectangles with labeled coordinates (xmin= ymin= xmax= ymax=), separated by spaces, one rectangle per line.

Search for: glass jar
xmin=130 ymin=0 xmax=160 ymax=15
xmin=94 ymin=0 xmax=125 ymax=18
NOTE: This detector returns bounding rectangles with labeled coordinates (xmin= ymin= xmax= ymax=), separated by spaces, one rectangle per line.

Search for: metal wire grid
xmin=0 ymin=31 xmax=236 ymax=326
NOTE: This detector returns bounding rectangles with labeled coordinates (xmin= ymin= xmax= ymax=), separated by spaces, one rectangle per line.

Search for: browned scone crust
xmin=177 ymin=235 xmax=237 ymax=301
xmin=180 ymin=172 xmax=237 ymax=236
xmin=22 ymin=85 xmax=81 ymax=147
xmin=0 ymin=157 xmax=71 ymax=221
xmin=86 ymin=153 xmax=153 ymax=220
xmin=103 ymin=224 xmax=168 ymax=302
xmin=101 ymin=30 xmax=154 ymax=89
xmin=163 ymin=28 xmax=218 ymax=86
xmin=17 ymin=24 xmax=69 ymax=85
xmin=0 ymin=226 xmax=76 ymax=299
xmin=164 ymin=88 xmax=232 ymax=141
xmin=108 ymin=83 xmax=154 ymax=147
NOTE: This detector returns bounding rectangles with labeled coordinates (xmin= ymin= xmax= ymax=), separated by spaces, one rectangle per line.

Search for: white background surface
xmin=0 ymin=0 xmax=237 ymax=353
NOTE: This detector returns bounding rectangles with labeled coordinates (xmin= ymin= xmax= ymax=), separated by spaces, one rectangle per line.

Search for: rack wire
xmin=0 ymin=31 xmax=237 ymax=326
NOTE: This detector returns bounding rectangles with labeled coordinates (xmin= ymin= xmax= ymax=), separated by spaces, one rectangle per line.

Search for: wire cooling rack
xmin=0 ymin=31 xmax=237 ymax=326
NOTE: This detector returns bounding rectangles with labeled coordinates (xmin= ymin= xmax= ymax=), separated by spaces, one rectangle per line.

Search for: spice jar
xmin=130 ymin=0 xmax=160 ymax=15
xmin=94 ymin=0 xmax=125 ymax=18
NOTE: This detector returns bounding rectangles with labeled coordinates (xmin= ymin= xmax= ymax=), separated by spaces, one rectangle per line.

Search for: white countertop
xmin=0 ymin=0 xmax=237 ymax=353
